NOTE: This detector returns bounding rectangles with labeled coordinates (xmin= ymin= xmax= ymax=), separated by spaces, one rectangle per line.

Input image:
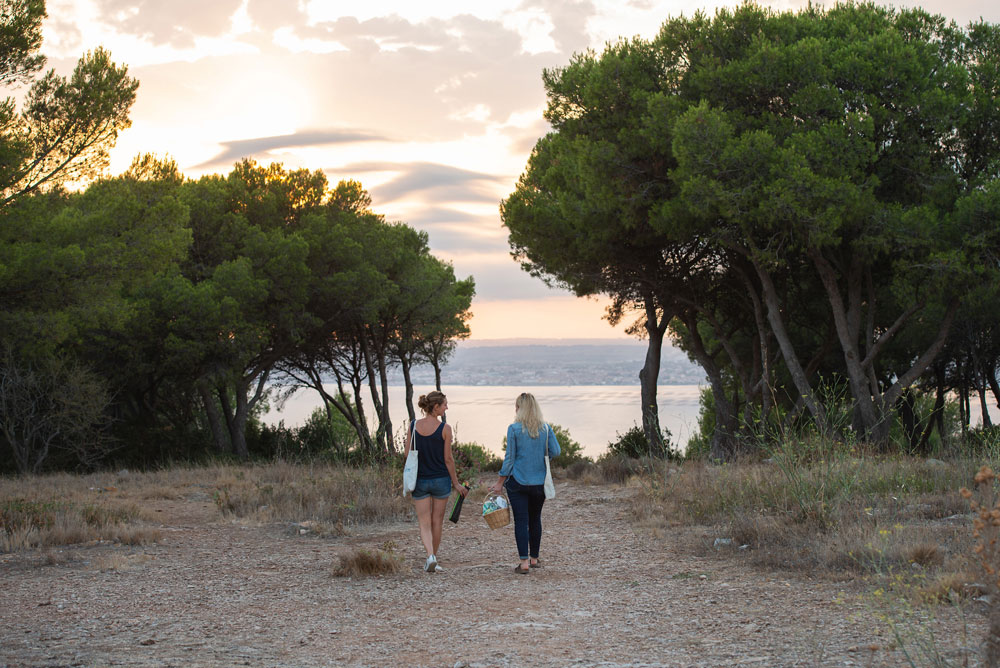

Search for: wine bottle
xmin=448 ymin=486 xmax=467 ymax=523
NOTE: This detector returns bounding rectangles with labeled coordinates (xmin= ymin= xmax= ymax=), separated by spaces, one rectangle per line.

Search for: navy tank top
xmin=414 ymin=420 xmax=448 ymax=479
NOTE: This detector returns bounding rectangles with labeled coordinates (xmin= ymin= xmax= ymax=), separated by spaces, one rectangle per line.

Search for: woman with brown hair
xmin=489 ymin=392 xmax=560 ymax=574
xmin=403 ymin=390 xmax=467 ymax=572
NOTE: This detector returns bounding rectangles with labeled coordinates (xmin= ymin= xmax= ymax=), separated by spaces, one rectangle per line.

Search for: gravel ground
xmin=0 ymin=479 xmax=985 ymax=667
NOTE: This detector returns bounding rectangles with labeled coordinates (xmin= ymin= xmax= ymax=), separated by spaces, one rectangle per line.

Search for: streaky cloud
xmin=194 ymin=129 xmax=388 ymax=169
xmin=330 ymin=161 xmax=505 ymax=203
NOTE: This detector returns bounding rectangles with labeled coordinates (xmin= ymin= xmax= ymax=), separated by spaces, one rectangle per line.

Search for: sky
xmin=40 ymin=0 xmax=999 ymax=340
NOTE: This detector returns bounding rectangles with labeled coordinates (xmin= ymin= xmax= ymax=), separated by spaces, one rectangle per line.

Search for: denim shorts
xmin=412 ymin=476 xmax=452 ymax=500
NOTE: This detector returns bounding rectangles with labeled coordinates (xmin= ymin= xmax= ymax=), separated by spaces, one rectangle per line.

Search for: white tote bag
xmin=402 ymin=421 xmax=419 ymax=497
xmin=543 ymin=424 xmax=555 ymax=499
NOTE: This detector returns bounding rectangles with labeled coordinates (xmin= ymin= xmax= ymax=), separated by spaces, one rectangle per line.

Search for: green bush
xmin=295 ymin=407 xmax=359 ymax=459
xmin=452 ymin=441 xmax=503 ymax=474
xmin=684 ymin=387 xmax=715 ymax=459
xmin=550 ymin=424 xmax=589 ymax=467
xmin=607 ymin=423 xmax=679 ymax=460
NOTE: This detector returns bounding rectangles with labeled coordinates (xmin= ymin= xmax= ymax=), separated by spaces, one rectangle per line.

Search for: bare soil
xmin=0 ymin=479 xmax=983 ymax=667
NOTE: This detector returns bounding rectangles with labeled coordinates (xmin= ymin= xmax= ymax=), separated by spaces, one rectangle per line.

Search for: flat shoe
xmin=529 ymin=561 xmax=541 ymax=568
xmin=513 ymin=565 xmax=530 ymax=574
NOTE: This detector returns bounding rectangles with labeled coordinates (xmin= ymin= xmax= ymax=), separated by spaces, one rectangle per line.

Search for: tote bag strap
xmin=411 ymin=420 xmax=419 ymax=452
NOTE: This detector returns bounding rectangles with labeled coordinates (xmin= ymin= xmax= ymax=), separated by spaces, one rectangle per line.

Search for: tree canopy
xmin=502 ymin=2 xmax=1000 ymax=457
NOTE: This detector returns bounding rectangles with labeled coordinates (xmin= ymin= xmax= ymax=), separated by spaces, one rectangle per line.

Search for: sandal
xmin=529 ymin=560 xmax=541 ymax=568
xmin=513 ymin=565 xmax=530 ymax=574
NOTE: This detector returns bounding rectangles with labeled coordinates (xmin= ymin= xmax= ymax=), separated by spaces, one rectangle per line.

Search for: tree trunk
xmin=401 ymin=357 xmax=416 ymax=426
xmin=309 ymin=365 xmax=364 ymax=456
xmin=228 ymin=369 xmax=270 ymax=461
xmin=639 ymin=298 xmax=669 ymax=455
xmin=377 ymin=353 xmax=394 ymax=454
xmin=433 ymin=361 xmax=443 ymax=392
xmin=684 ymin=312 xmax=738 ymax=460
xmin=217 ymin=385 xmax=235 ymax=455
xmin=979 ymin=374 xmax=994 ymax=428
xmin=918 ymin=371 xmax=946 ymax=455
xmin=360 ymin=333 xmax=386 ymax=452
xmin=752 ymin=257 xmax=830 ymax=435
xmin=231 ymin=385 xmax=250 ymax=460
xmin=199 ymin=385 xmax=230 ymax=453
xmin=810 ymin=250 xmax=882 ymax=440
xmin=987 ymin=359 xmax=1000 ymax=414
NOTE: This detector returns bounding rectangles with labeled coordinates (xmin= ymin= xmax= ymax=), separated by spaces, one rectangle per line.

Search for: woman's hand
xmin=488 ymin=480 xmax=504 ymax=495
xmin=455 ymin=482 xmax=469 ymax=497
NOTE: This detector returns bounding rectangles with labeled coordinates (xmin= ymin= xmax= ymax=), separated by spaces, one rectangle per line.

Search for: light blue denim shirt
xmin=499 ymin=422 xmax=561 ymax=485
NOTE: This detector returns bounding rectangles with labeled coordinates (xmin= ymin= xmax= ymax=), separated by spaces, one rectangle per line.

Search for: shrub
xmin=594 ymin=454 xmax=647 ymax=484
xmin=293 ymin=407 xmax=360 ymax=460
xmin=452 ymin=441 xmax=502 ymax=474
xmin=607 ymin=423 xmax=679 ymax=460
xmin=684 ymin=387 xmax=715 ymax=460
xmin=333 ymin=546 xmax=403 ymax=577
xmin=0 ymin=350 xmax=114 ymax=473
xmin=550 ymin=424 xmax=589 ymax=467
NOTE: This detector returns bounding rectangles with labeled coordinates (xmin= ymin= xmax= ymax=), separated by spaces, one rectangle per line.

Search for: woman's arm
xmin=442 ymin=424 xmax=468 ymax=496
xmin=490 ymin=424 xmax=516 ymax=493
xmin=547 ymin=424 xmax=561 ymax=457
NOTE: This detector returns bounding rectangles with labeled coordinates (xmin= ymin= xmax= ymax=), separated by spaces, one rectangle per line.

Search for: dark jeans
xmin=505 ymin=477 xmax=546 ymax=560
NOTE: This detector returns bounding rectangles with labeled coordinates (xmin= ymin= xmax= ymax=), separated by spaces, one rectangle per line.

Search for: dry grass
xmin=638 ymin=453 xmax=985 ymax=586
xmin=333 ymin=545 xmax=404 ymax=577
xmin=0 ymin=493 xmax=162 ymax=554
xmin=212 ymin=461 xmax=410 ymax=527
xmin=557 ymin=456 xmax=670 ymax=486
xmin=0 ymin=461 xmax=410 ymax=555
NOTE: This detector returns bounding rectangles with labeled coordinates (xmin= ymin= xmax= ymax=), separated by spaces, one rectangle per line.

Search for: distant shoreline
xmin=461 ymin=337 xmax=645 ymax=347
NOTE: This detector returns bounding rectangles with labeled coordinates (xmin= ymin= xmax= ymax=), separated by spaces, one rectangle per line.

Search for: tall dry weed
xmin=961 ymin=465 xmax=1000 ymax=665
xmin=212 ymin=462 xmax=410 ymax=527
xmin=333 ymin=547 xmax=404 ymax=577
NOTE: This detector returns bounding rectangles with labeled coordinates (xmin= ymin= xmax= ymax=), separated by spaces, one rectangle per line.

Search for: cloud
xmin=332 ymin=161 xmax=506 ymax=204
xmin=441 ymin=252 xmax=572 ymax=301
xmin=245 ymin=0 xmax=309 ymax=31
xmin=521 ymin=0 xmax=598 ymax=54
xmin=93 ymin=0 xmax=243 ymax=47
xmin=509 ymin=118 xmax=553 ymax=156
xmin=194 ymin=129 xmax=388 ymax=169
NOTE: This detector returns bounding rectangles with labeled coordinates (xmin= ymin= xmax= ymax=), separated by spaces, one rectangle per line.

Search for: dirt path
xmin=0 ymin=480 xmax=978 ymax=667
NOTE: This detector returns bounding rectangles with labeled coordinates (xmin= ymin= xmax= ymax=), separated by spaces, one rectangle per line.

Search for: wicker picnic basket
xmin=482 ymin=492 xmax=510 ymax=530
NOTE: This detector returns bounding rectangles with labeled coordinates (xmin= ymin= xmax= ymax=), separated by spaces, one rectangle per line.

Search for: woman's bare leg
xmin=413 ymin=498 xmax=434 ymax=558
xmin=431 ymin=497 xmax=448 ymax=556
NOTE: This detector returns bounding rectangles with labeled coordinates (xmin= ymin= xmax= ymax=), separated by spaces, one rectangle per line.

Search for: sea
xmin=263 ymin=384 xmax=704 ymax=460
xmin=260 ymin=340 xmax=998 ymax=459
xmin=263 ymin=383 xmax=1000 ymax=460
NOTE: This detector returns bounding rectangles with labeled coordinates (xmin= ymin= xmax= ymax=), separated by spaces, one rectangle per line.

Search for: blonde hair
xmin=417 ymin=391 xmax=447 ymax=415
xmin=515 ymin=392 xmax=544 ymax=438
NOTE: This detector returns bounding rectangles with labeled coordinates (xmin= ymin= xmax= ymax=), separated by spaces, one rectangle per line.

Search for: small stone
xmin=139 ymin=638 xmax=155 ymax=646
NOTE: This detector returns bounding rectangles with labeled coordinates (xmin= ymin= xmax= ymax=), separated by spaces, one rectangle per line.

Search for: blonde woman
xmin=489 ymin=392 xmax=561 ymax=574
xmin=404 ymin=390 xmax=467 ymax=573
